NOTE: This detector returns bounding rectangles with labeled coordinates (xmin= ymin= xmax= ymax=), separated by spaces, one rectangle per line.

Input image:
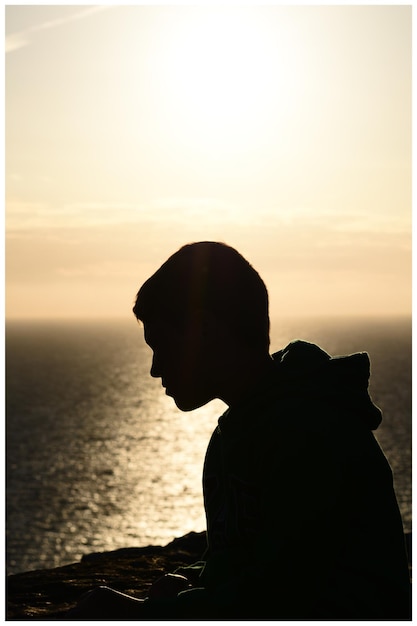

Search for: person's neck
xmin=218 ymin=351 xmax=274 ymax=409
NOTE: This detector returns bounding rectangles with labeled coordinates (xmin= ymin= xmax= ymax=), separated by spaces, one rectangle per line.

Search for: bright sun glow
xmin=5 ymin=5 xmax=411 ymax=319
xmin=149 ymin=9 xmax=297 ymax=149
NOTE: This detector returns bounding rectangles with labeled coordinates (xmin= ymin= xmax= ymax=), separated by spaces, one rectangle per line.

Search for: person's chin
xmin=173 ymin=397 xmax=200 ymax=412
xmin=172 ymin=394 xmax=208 ymax=412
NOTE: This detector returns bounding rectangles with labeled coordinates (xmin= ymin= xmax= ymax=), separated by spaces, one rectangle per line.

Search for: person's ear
xmin=201 ymin=310 xmax=232 ymax=345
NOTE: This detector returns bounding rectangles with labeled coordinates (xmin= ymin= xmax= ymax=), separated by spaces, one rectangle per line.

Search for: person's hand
xmin=147 ymin=573 xmax=192 ymax=599
xmin=65 ymin=585 xmax=145 ymax=619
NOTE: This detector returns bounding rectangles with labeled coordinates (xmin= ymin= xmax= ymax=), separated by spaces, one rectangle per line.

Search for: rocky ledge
xmin=7 ymin=531 xmax=411 ymax=620
xmin=7 ymin=531 xmax=207 ymax=620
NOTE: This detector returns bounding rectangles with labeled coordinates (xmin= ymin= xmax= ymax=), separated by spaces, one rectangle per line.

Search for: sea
xmin=6 ymin=315 xmax=412 ymax=576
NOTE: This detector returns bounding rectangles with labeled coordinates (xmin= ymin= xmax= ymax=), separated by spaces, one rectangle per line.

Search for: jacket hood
xmin=272 ymin=340 xmax=382 ymax=430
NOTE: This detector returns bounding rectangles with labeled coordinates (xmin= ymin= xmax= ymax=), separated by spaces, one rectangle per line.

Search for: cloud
xmin=6 ymin=197 xmax=411 ymax=246
xmin=6 ymin=200 xmax=143 ymax=230
xmin=6 ymin=6 xmax=113 ymax=53
xmin=5 ymin=197 xmax=245 ymax=231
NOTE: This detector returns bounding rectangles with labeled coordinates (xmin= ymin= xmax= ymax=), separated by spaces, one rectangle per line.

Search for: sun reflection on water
xmin=6 ymin=317 xmax=410 ymax=575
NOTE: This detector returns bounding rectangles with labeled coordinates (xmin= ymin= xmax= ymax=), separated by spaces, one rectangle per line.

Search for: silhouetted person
xmin=67 ymin=241 xmax=410 ymax=619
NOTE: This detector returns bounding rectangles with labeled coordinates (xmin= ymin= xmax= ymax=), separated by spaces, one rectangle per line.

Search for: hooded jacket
xmin=143 ymin=340 xmax=410 ymax=619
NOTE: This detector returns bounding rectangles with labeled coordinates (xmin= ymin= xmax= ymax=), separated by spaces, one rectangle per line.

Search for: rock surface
xmin=7 ymin=531 xmax=411 ymax=620
xmin=7 ymin=531 xmax=207 ymax=620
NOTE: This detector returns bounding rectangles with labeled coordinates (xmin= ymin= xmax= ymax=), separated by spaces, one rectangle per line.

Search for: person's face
xmin=143 ymin=316 xmax=218 ymax=411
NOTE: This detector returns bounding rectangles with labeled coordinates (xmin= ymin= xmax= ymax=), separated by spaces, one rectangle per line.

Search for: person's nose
xmin=150 ymin=352 xmax=161 ymax=378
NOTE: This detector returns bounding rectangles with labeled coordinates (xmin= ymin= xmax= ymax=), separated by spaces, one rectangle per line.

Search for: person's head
xmin=133 ymin=241 xmax=270 ymax=410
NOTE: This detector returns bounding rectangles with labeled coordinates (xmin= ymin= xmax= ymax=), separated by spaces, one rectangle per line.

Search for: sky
xmin=5 ymin=4 xmax=411 ymax=320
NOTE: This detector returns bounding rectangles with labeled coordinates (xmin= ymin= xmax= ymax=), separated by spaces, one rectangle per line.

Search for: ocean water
xmin=6 ymin=316 xmax=411 ymax=575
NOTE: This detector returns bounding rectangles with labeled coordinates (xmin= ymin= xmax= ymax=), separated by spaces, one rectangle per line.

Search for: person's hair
xmin=133 ymin=241 xmax=270 ymax=351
